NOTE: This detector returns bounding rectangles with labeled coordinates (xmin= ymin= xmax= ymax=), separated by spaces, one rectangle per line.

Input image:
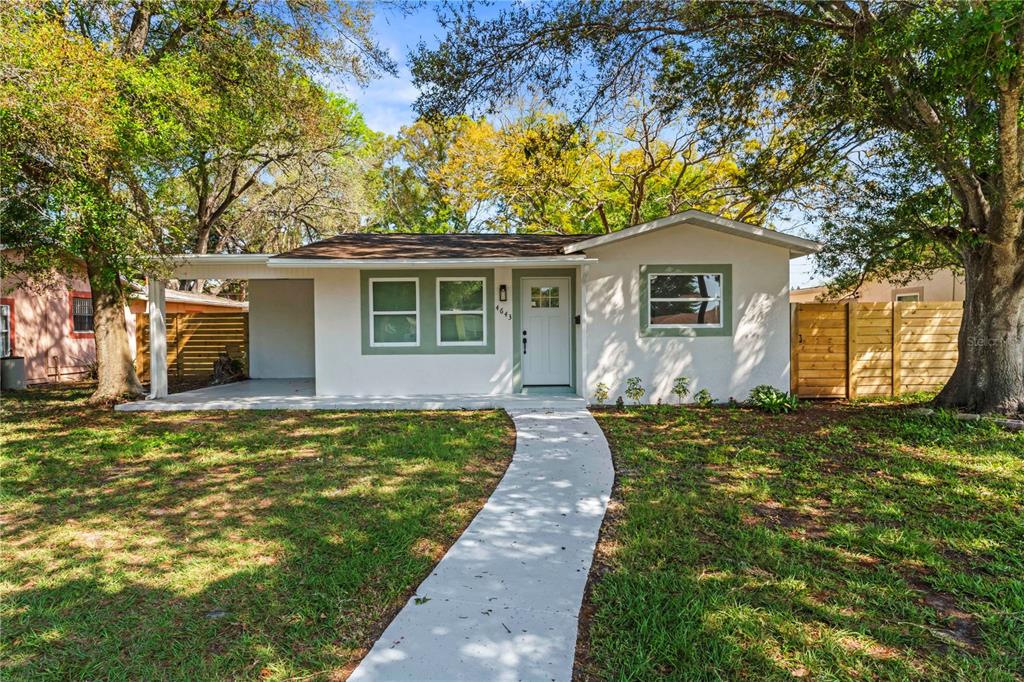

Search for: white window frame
xmin=648 ymin=272 xmax=724 ymax=329
xmin=895 ymin=293 xmax=920 ymax=303
xmin=0 ymin=304 xmax=10 ymax=357
xmin=369 ymin=277 xmax=420 ymax=347
xmin=436 ymin=277 xmax=487 ymax=347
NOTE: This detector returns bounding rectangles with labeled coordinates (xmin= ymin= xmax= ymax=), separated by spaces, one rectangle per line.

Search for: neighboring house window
xmin=437 ymin=278 xmax=486 ymax=346
xmin=895 ymin=293 xmax=920 ymax=302
xmin=70 ymin=293 xmax=94 ymax=334
xmin=0 ymin=302 xmax=12 ymax=357
xmin=640 ymin=265 xmax=733 ymax=338
xmin=369 ymin=278 xmax=419 ymax=346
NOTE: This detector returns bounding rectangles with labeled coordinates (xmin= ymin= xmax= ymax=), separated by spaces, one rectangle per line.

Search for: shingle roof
xmin=271 ymin=233 xmax=591 ymax=260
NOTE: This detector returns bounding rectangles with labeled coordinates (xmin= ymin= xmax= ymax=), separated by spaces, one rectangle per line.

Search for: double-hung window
xmin=437 ymin=278 xmax=486 ymax=346
xmin=0 ymin=303 xmax=11 ymax=357
xmin=71 ymin=295 xmax=94 ymax=333
xmin=369 ymin=278 xmax=419 ymax=346
xmin=648 ymin=273 xmax=723 ymax=328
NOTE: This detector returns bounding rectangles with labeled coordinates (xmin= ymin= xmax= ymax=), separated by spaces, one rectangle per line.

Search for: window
xmin=438 ymin=278 xmax=486 ymax=345
xmin=648 ymin=273 xmax=723 ymax=327
xmin=71 ymin=295 xmax=94 ymax=333
xmin=895 ymin=293 xmax=920 ymax=302
xmin=361 ymin=270 xmax=495 ymax=355
xmin=0 ymin=303 xmax=11 ymax=357
xmin=369 ymin=278 xmax=419 ymax=346
xmin=530 ymin=286 xmax=560 ymax=308
xmin=640 ymin=265 xmax=732 ymax=338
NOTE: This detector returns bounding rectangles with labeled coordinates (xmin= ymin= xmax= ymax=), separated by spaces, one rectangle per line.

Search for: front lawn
xmin=579 ymin=402 xmax=1023 ymax=680
xmin=1 ymin=385 xmax=514 ymax=680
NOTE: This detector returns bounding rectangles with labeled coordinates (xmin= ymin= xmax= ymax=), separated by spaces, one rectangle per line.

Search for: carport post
xmin=147 ymin=277 xmax=168 ymax=399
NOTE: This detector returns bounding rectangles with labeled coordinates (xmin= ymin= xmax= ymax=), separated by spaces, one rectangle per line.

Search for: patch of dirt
xmin=745 ymin=500 xmax=831 ymax=540
xmin=906 ymin=577 xmax=983 ymax=654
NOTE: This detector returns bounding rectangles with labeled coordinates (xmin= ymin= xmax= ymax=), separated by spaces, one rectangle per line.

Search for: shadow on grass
xmin=579 ymin=403 xmax=1023 ymax=680
xmin=1 ymin=385 xmax=515 ymax=680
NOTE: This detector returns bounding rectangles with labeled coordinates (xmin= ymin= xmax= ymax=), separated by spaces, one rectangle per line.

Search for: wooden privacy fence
xmin=791 ymin=301 xmax=963 ymax=399
xmin=136 ymin=312 xmax=248 ymax=381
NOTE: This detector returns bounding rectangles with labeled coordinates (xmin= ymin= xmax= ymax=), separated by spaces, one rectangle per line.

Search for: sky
xmin=341 ymin=3 xmax=825 ymax=288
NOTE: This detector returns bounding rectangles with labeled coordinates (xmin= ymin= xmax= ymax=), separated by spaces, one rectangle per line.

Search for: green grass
xmin=581 ymin=402 xmax=1024 ymax=681
xmin=1 ymin=384 xmax=514 ymax=680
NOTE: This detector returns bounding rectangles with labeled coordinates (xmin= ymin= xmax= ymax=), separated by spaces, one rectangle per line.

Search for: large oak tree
xmin=2 ymin=0 xmax=389 ymax=401
xmin=412 ymin=1 xmax=1024 ymax=414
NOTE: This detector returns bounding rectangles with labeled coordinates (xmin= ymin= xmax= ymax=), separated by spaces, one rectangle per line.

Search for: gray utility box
xmin=1 ymin=356 xmax=27 ymax=391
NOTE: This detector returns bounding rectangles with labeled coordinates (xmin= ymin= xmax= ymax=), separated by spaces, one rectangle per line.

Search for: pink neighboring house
xmin=1 ymin=250 xmax=247 ymax=384
xmin=1 ymin=261 xmax=97 ymax=383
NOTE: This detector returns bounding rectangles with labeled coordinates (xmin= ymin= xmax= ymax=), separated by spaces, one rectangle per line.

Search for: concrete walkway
xmin=349 ymin=406 xmax=614 ymax=682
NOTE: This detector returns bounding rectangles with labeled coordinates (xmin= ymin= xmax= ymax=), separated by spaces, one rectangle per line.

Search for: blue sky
xmin=341 ymin=3 xmax=824 ymax=288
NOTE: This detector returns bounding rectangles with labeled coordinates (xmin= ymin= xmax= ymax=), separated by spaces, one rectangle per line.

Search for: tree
xmin=370 ymin=118 xmax=480 ymax=233
xmin=384 ymin=102 xmax=755 ymax=235
xmin=2 ymin=8 xmax=172 ymax=401
xmin=411 ymin=1 xmax=1024 ymax=414
xmin=2 ymin=1 xmax=390 ymax=401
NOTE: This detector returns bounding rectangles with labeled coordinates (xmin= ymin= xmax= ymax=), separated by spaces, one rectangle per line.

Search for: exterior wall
xmin=249 ymin=279 xmax=315 ymax=378
xmin=791 ymin=269 xmax=965 ymax=303
xmin=312 ymin=268 xmax=515 ymax=395
xmin=0 ymin=267 xmax=96 ymax=383
xmin=583 ymin=224 xmax=792 ymax=403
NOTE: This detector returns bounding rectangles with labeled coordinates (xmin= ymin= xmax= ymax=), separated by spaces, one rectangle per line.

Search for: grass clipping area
xmin=1 ymin=385 xmax=514 ymax=680
xmin=580 ymin=403 xmax=1023 ymax=681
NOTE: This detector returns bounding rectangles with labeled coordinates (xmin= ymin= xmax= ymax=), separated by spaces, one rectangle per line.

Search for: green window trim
xmin=639 ymin=264 xmax=733 ymax=338
xmin=360 ymin=269 xmax=495 ymax=355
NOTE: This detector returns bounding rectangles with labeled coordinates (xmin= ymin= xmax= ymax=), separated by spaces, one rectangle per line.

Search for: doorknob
xmin=522 ymin=330 xmax=527 ymax=355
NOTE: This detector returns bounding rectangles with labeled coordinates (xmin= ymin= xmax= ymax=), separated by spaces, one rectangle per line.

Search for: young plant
xmin=594 ymin=382 xmax=610 ymax=405
xmin=625 ymin=376 xmax=646 ymax=405
xmin=614 ymin=395 xmax=625 ymax=411
xmin=671 ymin=376 xmax=691 ymax=405
xmin=693 ymin=388 xmax=713 ymax=408
xmin=748 ymin=384 xmax=800 ymax=414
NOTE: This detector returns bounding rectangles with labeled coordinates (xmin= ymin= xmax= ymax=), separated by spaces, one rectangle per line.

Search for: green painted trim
xmin=512 ymin=268 xmax=577 ymax=392
xmin=360 ymin=269 xmax=495 ymax=355
xmin=639 ymin=264 xmax=733 ymax=338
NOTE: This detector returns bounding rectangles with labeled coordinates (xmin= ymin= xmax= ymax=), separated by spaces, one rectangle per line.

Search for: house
xmin=0 ymin=250 xmax=247 ymax=384
xmin=790 ymin=268 xmax=965 ymax=304
xmin=145 ymin=210 xmax=818 ymax=403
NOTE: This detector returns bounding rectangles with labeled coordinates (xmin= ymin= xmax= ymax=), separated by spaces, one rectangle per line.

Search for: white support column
xmin=148 ymin=277 xmax=168 ymax=399
xmin=578 ymin=263 xmax=589 ymax=400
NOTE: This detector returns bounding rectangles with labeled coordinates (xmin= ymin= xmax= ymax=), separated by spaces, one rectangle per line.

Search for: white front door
xmin=521 ymin=277 xmax=571 ymax=385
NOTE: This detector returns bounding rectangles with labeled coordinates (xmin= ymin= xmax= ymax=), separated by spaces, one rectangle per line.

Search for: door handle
xmin=522 ymin=330 xmax=527 ymax=355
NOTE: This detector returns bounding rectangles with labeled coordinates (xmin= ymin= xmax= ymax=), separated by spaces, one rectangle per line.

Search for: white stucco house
xmin=143 ymin=210 xmax=819 ymax=404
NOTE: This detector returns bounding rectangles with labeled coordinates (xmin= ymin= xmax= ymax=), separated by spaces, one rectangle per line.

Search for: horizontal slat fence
xmin=136 ymin=312 xmax=248 ymax=381
xmin=792 ymin=302 xmax=962 ymax=399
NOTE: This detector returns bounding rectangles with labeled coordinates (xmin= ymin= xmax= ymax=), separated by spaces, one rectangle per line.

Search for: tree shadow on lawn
xmin=1 ymin=388 xmax=515 ymax=680
xmin=578 ymin=404 xmax=1023 ymax=680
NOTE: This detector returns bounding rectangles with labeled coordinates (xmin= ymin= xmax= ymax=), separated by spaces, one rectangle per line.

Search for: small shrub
xmin=671 ymin=376 xmax=690 ymax=405
xmin=748 ymin=384 xmax=800 ymax=414
xmin=594 ymin=382 xmax=610 ymax=405
xmin=693 ymin=388 xmax=713 ymax=408
xmin=614 ymin=396 xmax=625 ymax=411
xmin=625 ymin=377 xmax=646 ymax=405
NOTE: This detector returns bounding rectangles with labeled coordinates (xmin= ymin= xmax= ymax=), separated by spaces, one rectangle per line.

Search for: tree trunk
xmin=935 ymin=237 xmax=1024 ymax=415
xmin=83 ymin=249 xmax=145 ymax=404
